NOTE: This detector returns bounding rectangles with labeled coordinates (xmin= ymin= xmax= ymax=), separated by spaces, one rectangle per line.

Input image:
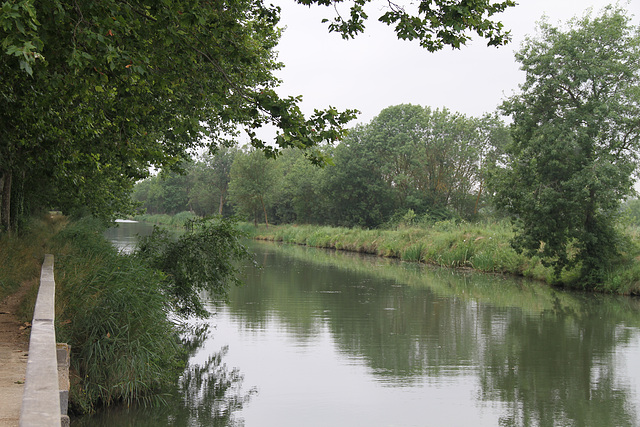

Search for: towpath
xmin=0 ymin=281 xmax=32 ymax=426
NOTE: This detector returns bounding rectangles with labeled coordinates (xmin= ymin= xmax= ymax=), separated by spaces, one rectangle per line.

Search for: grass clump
xmin=51 ymin=217 xmax=186 ymax=414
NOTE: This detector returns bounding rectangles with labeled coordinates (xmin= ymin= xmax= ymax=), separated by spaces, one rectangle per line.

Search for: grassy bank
xmin=244 ymin=221 xmax=640 ymax=295
xmin=0 ymin=214 xmax=68 ymax=320
xmin=133 ymin=211 xmax=197 ymax=227
xmin=1 ymin=215 xmax=186 ymax=414
xmin=50 ymin=218 xmax=186 ymax=413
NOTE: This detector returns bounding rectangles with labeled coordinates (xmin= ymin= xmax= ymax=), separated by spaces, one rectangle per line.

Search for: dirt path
xmin=0 ymin=281 xmax=34 ymax=427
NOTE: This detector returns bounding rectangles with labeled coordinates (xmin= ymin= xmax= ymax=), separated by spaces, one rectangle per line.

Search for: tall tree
xmin=274 ymin=148 xmax=328 ymax=224
xmin=0 ymin=0 xmax=355 ymax=230
xmin=491 ymin=7 xmax=640 ymax=285
xmin=351 ymin=104 xmax=506 ymax=220
xmin=1 ymin=0 xmax=516 ymax=231
xmin=189 ymin=149 xmax=237 ymax=216
xmin=322 ymin=125 xmax=396 ymax=228
xmin=228 ymin=148 xmax=279 ymax=226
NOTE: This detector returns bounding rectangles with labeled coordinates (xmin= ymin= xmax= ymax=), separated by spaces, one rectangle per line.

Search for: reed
xmin=50 ymin=218 xmax=185 ymax=414
xmin=249 ymin=221 xmax=611 ymax=288
xmin=255 ymin=221 xmax=640 ymax=293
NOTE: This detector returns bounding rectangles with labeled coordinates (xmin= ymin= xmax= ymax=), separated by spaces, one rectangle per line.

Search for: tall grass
xmin=50 ymin=218 xmax=185 ymax=413
xmin=251 ymin=221 xmax=640 ymax=294
xmin=0 ymin=213 xmax=67 ymax=306
xmin=253 ymin=221 xmax=550 ymax=282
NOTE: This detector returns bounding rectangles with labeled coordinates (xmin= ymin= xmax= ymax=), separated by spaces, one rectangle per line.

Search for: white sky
xmin=270 ymin=0 xmax=640 ymax=125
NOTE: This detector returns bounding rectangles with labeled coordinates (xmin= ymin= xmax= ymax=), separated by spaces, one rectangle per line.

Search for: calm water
xmin=90 ymin=221 xmax=640 ymax=426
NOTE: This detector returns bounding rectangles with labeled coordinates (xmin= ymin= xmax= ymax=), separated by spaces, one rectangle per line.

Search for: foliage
xmin=51 ymin=217 xmax=185 ymax=413
xmin=189 ymin=148 xmax=237 ymax=216
xmin=298 ymin=0 xmax=515 ymax=51
xmin=228 ymin=148 xmax=279 ymax=226
xmin=134 ymin=216 xmax=254 ymax=317
xmin=320 ymin=124 xmax=397 ymax=228
xmin=491 ymin=7 xmax=640 ymax=285
xmin=0 ymin=0 xmax=356 ymax=232
xmin=271 ymin=147 xmax=328 ymax=224
xmin=132 ymin=104 xmax=509 ymax=228
xmin=1 ymin=0 xmax=517 ymax=232
xmin=0 ymin=213 xmax=65 ymax=301
xmin=621 ymin=199 xmax=640 ymax=227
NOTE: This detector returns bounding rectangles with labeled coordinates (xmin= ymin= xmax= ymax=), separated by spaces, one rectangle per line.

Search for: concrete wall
xmin=20 ymin=255 xmax=69 ymax=427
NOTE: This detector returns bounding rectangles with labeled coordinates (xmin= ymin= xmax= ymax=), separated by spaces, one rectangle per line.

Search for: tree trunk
xmin=1 ymin=169 xmax=12 ymax=233
xmin=260 ymin=195 xmax=269 ymax=228
xmin=218 ymin=193 xmax=224 ymax=215
xmin=474 ymin=182 xmax=483 ymax=215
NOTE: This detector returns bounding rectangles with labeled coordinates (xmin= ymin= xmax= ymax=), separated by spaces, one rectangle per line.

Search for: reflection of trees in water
xmin=176 ymin=345 xmax=256 ymax=426
xmin=229 ymin=242 xmax=640 ymax=426
xmin=73 ymin=324 xmax=255 ymax=426
xmin=477 ymin=309 xmax=637 ymax=427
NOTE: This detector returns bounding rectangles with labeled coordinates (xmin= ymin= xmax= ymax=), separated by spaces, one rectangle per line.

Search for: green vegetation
xmin=247 ymin=221 xmax=640 ymax=295
xmin=130 ymin=6 xmax=640 ymax=293
xmin=3 ymin=1 xmax=640 ymax=417
xmin=133 ymin=105 xmax=509 ymax=228
xmin=0 ymin=213 xmax=66 ymax=307
xmin=133 ymin=211 xmax=198 ymax=228
xmin=491 ymin=7 xmax=640 ymax=285
xmin=134 ymin=216 xmax=254 ymax=317
xmin=1 ymin=0 xmax=515 ymax=233
xmin=2 ymin=0 xmax=518 ymax=413
xmin=51 ymin=218 xmax=185 ymax=413
xmin=1 ymin=215 xmax=252 ymax=414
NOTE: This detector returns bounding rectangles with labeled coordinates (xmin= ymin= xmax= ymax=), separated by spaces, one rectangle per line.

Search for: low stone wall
xmin=20 ymin=255 xmax=69 ymax=427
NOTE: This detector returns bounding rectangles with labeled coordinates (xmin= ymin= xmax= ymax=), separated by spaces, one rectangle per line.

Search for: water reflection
xmin=215 ymin=241 xmax=640 ymax=427
xmin=73 ymin=323 xmax=254 ymax=427
xmin=98 ymin=223 xmax=640 ymax=426
xmin=102 ymin=220 xmax=155 ymax=254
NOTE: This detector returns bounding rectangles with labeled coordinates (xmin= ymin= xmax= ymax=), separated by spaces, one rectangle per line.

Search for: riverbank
xmin=0 ymin=214 xmax=67 ymax=426
xmin=245 ymin=221 xmax=640 ymax=295
xmin=0 ymin=279 xmax=30 ymax=427
xmin=0 ymin=215 xmax=186 ymax=416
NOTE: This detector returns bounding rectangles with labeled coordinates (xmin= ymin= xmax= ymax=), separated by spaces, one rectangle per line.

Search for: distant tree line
xmin=133 ymin=104 xmax=509 ymax=228
xmin=134 ymin=6 xmax=640 ymax=288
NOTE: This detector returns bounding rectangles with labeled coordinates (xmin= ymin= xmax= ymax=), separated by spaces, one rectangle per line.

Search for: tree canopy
xmin=135 ymin=104 xmax=509 ymax=228
xmin=1 ymin=0 xmax=516 ymax=232
xmin=491 ymin=7 xmax=640 ymax=285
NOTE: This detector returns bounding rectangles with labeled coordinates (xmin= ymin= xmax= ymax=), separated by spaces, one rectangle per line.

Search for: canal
xmin=85 ymin=221 xmax=640 ymax=426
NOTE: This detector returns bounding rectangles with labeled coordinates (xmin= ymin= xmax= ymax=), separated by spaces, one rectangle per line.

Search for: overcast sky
xmin=269 ymin=0 xmax=639 ymax=126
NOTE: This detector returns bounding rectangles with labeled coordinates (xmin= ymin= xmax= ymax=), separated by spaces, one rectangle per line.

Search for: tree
xmin=134 ymin=216 xmax=254 ymax=317
xmin=189 ymin=149 xmax=237 ymax=216
xmin=491 ymin=7 xmax=640 ymax=285
xmin=1 ymin=0 xmax=517 ymax=232
xmin=228 ymin=148 xmax=279 ymax=226
xmin=340 ymin=104 xmax=507 ymax=222
xmin=274 ymin=148 xmax=329 ymax=224
xmin=0 ymin=0 xmax=356 ymax=231
xmin=0 ymin=0 xmax=519 ymax=232
xmin=321 ymin=125 xmax=396 ymax=228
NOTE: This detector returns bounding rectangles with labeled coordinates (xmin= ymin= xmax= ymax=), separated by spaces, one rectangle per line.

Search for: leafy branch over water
xmin=134 ymin=216 xmax=255 ymax=318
